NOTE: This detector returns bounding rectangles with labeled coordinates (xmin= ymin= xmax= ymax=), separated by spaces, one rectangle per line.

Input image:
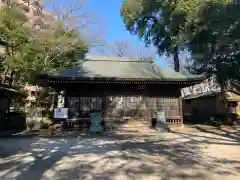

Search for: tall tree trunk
xmin=173 ymin=46 xmax=180 ymax=72
xmin=50 ymin=91 xmax=58 ymax=135
xmin=2 ymin=66 xmax=9 ymax=84
xmin=50 ymin=92 xmax=58 ymax=112
xmin=219 ymin=79 xmax=228 ymax=122
xmin=216 ymin=58 xmax=228 ymax=122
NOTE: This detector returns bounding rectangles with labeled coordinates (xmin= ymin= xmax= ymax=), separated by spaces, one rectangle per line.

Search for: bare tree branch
xmin=49 ymin=0 xmax=94 ymax=31
xmin=94 ymin=39 xmax=157 ymax=60
xmin=111 ymin=40 xmax=129 ymax=57
xmin=48 ymin=0 xmax=105 ymax=48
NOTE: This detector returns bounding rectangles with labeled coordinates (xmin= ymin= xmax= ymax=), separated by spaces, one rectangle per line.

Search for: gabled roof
xmin=184 ymin=89 xmax=240 ymax=101
xmin=0 ymin=83 xmax=20 ymax=95
xmin=184 ymin=90 xmax=220 ymax=100
xmin=43 ymin=56 xmax=205 ymax=82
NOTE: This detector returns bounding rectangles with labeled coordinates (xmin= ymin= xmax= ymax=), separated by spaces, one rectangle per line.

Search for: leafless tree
xmin=48 ymin=0 xmax=105 ymax=48
xmin=95 ymin=39 xmax=157 ymax=60
xmin=51 ymin=0 xmax=90 ymax=30
xmin=110 ymin=40 xmax=129 ymax=57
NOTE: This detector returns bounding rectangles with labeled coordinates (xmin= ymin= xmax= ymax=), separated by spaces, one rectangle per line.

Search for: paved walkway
xmin=0 ymin=128 xmax=239 ymax=180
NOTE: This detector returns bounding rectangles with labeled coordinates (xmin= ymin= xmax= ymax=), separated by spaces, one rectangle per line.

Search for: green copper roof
xmin=49 ymin=56 xmax=204 ymax=81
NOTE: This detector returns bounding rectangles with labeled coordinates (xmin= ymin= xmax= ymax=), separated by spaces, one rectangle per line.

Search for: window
xmin=30 ymin=91 xmax=35 ymax=96
xmin=21 ymin=4 xmax=30 ymax=13
xmin=30 ymin=102 xmax=35 ymax=107
xmin=36 ymin=91 xmax=40 ymax=97
xmin=33 ymin=7 xmax=43 ymax=16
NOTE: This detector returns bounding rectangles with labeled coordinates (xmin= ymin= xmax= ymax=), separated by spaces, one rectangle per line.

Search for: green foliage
xmin=121 ymin=0 xmax=188 ymax=72
xmin=0 ymin=7 xmax=32 ymax=82
xmin=120 ymin=0 xmax=232 ymax=72
xmin=0 ymin=6 xmax=88 ymax=86
xmin=181 ymin=1 xmax=240 ymax=116
xmin=187 ymin=1 xmax=240 ymax=84
xmin=31 ymin=22 xmax=88 ymax=73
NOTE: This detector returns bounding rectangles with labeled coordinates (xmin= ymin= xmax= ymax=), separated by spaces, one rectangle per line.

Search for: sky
xmin=44 ymin=0 xmax=169 ymax=68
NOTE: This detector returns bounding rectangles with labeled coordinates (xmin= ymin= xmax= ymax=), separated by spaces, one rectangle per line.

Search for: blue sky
xmin=44 ymin=0 xmax=169 ymax=68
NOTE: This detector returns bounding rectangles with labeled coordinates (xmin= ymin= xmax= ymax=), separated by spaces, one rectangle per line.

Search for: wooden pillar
xmin=54 ymin=92 xmax=58 ymax=109
xmin=179 ymin=96 xmax=184 ymax=126
xmin=102 ymin=94 xmax=107 ymax=118
xmin=64 ymin=91 xmax=68 ymax=108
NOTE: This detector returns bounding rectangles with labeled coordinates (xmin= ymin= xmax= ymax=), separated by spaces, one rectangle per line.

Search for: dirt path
xmin=0 ymin=128 xmax=239 ymax=180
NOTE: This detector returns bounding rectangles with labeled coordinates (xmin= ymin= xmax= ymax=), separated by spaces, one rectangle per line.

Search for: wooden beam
xmin=179 ymin=96 xmax=184 ymax=126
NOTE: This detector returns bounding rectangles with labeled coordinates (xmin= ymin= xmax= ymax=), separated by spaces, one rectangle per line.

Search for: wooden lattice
xmin=166 ymin=118 xmax=182 ymax=126
xmin=147 ymin=97 xmax=180 ymax=118
xmin=68 ymin=97 xmax=102 ymax=118
xmin=67 ymin=96 xmax=182 ymax=124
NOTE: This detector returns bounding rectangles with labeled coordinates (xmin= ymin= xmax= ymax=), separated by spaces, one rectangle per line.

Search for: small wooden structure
xmin=183 ymin=89 xmax=240 ymax=122
xmin=0 ymin=84 xmax=19 ymax=129
xmin=39 ymin=57 xmax=205 ymax=130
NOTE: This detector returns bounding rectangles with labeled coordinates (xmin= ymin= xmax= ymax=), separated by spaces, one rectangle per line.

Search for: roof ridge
xmin=85 ymin=56 xmax=154 ymax=63
xmin=84 ymin=59 xmax=154 ymax=63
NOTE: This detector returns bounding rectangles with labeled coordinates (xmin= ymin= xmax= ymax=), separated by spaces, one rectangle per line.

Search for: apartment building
xmin=0 ymin=0 xmax=55 ymax=29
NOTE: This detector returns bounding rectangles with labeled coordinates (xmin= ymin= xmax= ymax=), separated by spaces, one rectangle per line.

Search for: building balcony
xmin=31 ymin=0 xmax=43 ymax=9
xmin=42 ymin=11 xmax=56 ymax=22
xmin=15 ymin=1 xmax=30 ymax=13
xmin=32 ymin=15 xmax=44 ymax=26
xmin=32 ymin=7 xmax=43 ymax=17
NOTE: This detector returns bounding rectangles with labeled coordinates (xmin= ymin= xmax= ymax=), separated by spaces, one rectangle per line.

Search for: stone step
xmin=119 ymin=124 xmax=150 ymax=128
xmin=116 ymin=128 xmax=150 ymax=132
xmin=117 ymin=125 xmax=150 ymax=128
xmin=106 ymin=125 xmax=151 ymax=131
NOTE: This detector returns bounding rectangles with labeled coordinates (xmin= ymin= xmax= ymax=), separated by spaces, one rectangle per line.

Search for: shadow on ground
xmin=0 ymin=127 xmax=240 ymax=180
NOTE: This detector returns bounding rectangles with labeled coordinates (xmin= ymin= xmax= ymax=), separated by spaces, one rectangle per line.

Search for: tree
xmin=31 ymin=1 xmax=89 ymax=74
xmin=32 ymin=22 xmax=88 ymax=73
xmin=0 ymin=5 xmax=88 ymax=86
xmin=51 ymin=0 xmax=91 ymax=30
xmin=186 ymin=1 xmax=240 ymax=117
xmin=0 ymin=3 xmax=89 ymax=126
xmin=0 ymin=6 xmax=33 ymax=85
xmin=188 ymin=1 xmax=240 ymax=84
xmin=121 ymin=0 xmax=188 ymax=71
xmin=110 ymin=40 xmax=129 ymax=57
xmin=121 ymin=0 xmax=233 ymax=72
xmin=48 ymin=0 xmax=105 ymax=49
xmin=95 ymin=39 xmax=156 ymax=60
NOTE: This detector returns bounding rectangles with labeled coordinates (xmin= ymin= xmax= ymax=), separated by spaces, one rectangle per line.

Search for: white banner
xmin=54 ymin=108 xmax=68 ymax=119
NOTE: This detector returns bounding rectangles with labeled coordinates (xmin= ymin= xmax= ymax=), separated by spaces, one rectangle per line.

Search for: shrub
xmin=40 ymin=118 xmax=52 ymax=129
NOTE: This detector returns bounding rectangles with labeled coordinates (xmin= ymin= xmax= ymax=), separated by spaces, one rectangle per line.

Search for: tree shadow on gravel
xmin=0 ymin=132 xmax=239 ymax=180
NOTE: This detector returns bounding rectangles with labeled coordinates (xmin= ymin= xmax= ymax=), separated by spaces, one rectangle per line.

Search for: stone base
xmin=155 ymin=122 xmax=169 ymax=132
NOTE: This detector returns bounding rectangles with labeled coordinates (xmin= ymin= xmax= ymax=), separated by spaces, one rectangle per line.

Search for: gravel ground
xmin=0 ymin=128 xmax=239 ymax=180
